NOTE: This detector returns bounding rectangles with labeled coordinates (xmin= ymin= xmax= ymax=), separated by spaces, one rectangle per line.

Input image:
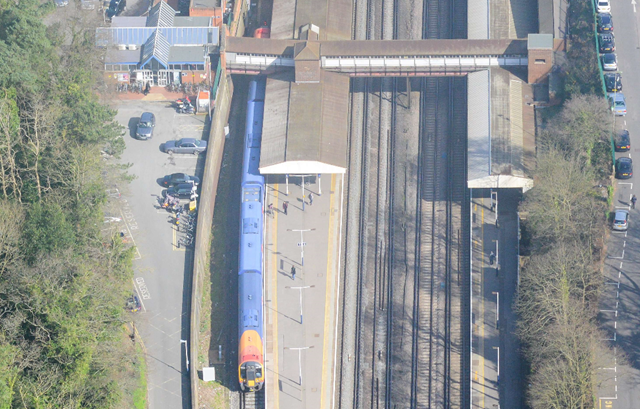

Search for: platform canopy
xmin=259 ymin=70 xmax=349 ymax=175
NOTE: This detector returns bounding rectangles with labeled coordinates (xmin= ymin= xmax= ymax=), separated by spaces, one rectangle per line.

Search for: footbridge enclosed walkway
xmin=224 ymin=36 xmax=529 ymax=75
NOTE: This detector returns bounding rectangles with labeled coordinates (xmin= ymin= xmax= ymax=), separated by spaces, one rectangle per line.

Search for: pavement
xmin=597 ymin=0 xmax=640 ymax=407
xmin=264 ymin=174 xmax=344 ymax=409
xmin=471 ymin=188 xmax=524 ymax=408
xmin=113 ymin=100 xmax=209 ymax=409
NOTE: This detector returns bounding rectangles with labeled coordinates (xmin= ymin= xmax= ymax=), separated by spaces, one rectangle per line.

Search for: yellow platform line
xmin=480 ymin=205 xmax=485 ymax=408
xmin=269 ymin=186 xmax=280 ymax=409
xmin=321 ymin=175 xmax=337 ymax=409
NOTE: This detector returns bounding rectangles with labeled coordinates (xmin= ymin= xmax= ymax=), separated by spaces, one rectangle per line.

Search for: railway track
xmin=340 ymin=0 xmax=469 ymax=407
xmin=239 ymin=391 xmax=265 ymax=409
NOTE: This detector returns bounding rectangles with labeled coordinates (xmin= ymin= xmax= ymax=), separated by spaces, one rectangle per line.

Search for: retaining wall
xmin=190 ymin=67 xmax=234 ymax=409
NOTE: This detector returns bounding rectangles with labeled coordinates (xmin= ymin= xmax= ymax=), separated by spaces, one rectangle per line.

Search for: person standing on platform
xmin=291 ymin=266 xmax=296 ymax=280
xmin=308 ymin=193 xmax=313 ymax=206
xmin=283 ymin=201 xmax=289 ymax=215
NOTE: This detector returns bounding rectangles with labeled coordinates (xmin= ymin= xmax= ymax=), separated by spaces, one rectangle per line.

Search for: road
xmin=598 ymin=1 xmax=640 ymax=408
xmin=114 ymin=100 xmax=208 ymax=409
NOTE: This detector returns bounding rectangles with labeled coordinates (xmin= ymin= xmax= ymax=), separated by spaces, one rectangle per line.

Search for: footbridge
xmin=224 ymin=36 xmax=529 ymax=76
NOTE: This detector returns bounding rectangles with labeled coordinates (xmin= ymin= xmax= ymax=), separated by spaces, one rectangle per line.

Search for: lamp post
xmin=287 ymin=228 xmax=316 ymax=266
xmin=180 ymin=339 xmax=189 ymax=372
xmin=284 ymin=346 xmax=314 ymax=385
xmin=496 ymin=292 xmax=500 ymax=329
xmin=286 ymin=285 xmax=315 ymax=324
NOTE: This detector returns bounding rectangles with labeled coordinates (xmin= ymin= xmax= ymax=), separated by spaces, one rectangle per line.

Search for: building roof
xmin=140 ymin=30 xmax=171 ymax=68
xmin=190 ymin=0 xmax=217 ymax=8
xmin=105 ymin=48 xmax=141 ymax=64
xmin=111 ymin=16 xmax=147 ymax=27
xmin=467 ymin=70 xmax=491 ymax=183
xmin=96 ymin=26 xmax=218 ymax=47
xmin=168 ymin=46 xmax=206 ymax=63
xmin=527 ymin=33 xmax=553 ymax=50
xmin=147 ymin=0 xmax=176 ymax=28
xmin=259 ymin=70 xmax=349 ymax=174
xmin=173 ymin=16 xmax=212 ymax=27
xmin=537 ymin=0 xmax=554 ymax=35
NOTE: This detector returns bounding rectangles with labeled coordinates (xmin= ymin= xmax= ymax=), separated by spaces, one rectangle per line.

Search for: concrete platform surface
xmin=264 ymin=174 xmax=344 ymax=409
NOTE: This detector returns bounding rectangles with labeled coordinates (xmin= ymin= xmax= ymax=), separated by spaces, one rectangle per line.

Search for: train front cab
xmin=238 ymin=324 xmax=264 ymax=390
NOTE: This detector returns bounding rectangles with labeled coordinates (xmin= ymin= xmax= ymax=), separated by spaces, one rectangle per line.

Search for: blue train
xmin=238 ymin=77 xmax=266 ymax=392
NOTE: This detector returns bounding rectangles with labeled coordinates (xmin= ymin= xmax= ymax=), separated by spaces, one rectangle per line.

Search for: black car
xmin=161 ymin=173 xmax=200 ymax=187
xmin=615 ymin=130 xmax=631 ymax=152
xmin=615 ymin=157 xmax=633 ymax=179
xmin=597 ymin=13 xmax=614 ymax=32
xmin=605 ymin=73 xmax=622 ymax=92
xmin=599 ymin=33 xmax=615 ymax=53
xmin=135 ymin=112 xmax=156 ymax=140
xmin=106 ymin=0 xmax=125 ymax=18
xmin=163 ymin=183 xmax=198 ymax=199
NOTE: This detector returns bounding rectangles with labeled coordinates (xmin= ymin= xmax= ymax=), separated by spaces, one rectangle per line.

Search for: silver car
xmin=163 ymin=138 xmax=207 ymax=155
xmin=613 ymin=209 xmax=629 ymax=231
xmin=602 ymin=53 xmax=617 ymax=71
xmin=608 ymin=92 xmax=627 ymax=116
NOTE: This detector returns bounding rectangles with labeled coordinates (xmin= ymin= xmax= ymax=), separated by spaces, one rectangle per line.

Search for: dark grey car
xmin=135 ymin=112 xmax=156 ymax=140
xmin=163 ymin=138 xmax=207 ymax=154
xmin=163 ymin=183 xmax=198 ymax=199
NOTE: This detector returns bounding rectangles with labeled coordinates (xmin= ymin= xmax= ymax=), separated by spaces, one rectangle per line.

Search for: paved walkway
xmin=264 ymin=174 xmax=344 ymax=409
xmin=471 ymin=189 xmax=524 ymax=408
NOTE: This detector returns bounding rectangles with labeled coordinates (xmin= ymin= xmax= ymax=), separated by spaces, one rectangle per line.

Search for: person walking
xmin=308 ymin=192 xmax=314 ymax=206
xmin=283 ymin=201 xmax=289 ymax=215
xmin=489 ymin=251 xmax=496 ymax=266
xmin=632 ymin=194 xmax=637 ymax=209
xmin=268 ymin=203 xmax=274 ymax=214
xmin=291 ymin=266 xmax=296 ymax=280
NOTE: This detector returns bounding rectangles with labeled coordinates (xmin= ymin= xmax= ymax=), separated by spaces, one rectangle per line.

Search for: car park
xmin=615 ymin=130 xmax=631 ymax=152
xmin=163 ymin=138 xmax=207 ymax=154
xmin=597 ymin=0 xmax=611 ymax=13
xmin=161 ymin=173 xmax=200 ymax=187
xmin=608 ymin=92 xmax=627 ymax=116
xmin=615 ymin=157 xmax=633 ymax=179
xmin=135 ymin=112 xmax=156 ymax=140
xmin=613 ymin=209 xmax=629 ymax=231
xmin=597 ymin=13 xmax=614 ymax=32
xmin=605 ymin=73 xmax=622 ymax=92
xmin=163 ymin=183 xmax=198 ymax=199
xmin=601 ymin=53 xmax=617 ymax=71
xmin=599 ymin=33 xmax=615 ymax=53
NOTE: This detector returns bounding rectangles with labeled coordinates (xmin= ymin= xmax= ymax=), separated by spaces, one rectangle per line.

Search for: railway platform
xmin=263 ymin=174 xmax=344 ymax=409
xmin=471 ymin=189 xmax=524 ymax=408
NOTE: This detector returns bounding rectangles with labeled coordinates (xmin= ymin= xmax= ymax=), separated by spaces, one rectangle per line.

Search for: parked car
xmin=615 ymin=157 xmax=633 ymax=179
xmin=163 ymin=183 xmax=198 ymax=199
xmin=54 ymin=0 xmax=68 ymax=6
xmin=601 ymin=53 xmax=617 ymax=71
xmin=613 ymin=209 xmax=629 ymax=231
xmin=135 ymin=112 xmax=156 ymax=140
xmin=615 ymin=130 xmax=631 ymax=152
xmin=163 ymin=138 xmax=207 ymax=154
xmin=597 ymin=0 xmax=611 ymax=13
xmin=599 ymin=33 xmax=615 ymax=53
xmin=597 ymin=13 xmax=614 ymax=32
xmin=106 ymin=0 xmax=125 ymax=18
xmin=605 ymin=73 xmax=623 ymax=92
xmin=161 ymin=173 xmax=200 ymax=187
xmin=608 ymin=92 xmax=627 ymax=116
